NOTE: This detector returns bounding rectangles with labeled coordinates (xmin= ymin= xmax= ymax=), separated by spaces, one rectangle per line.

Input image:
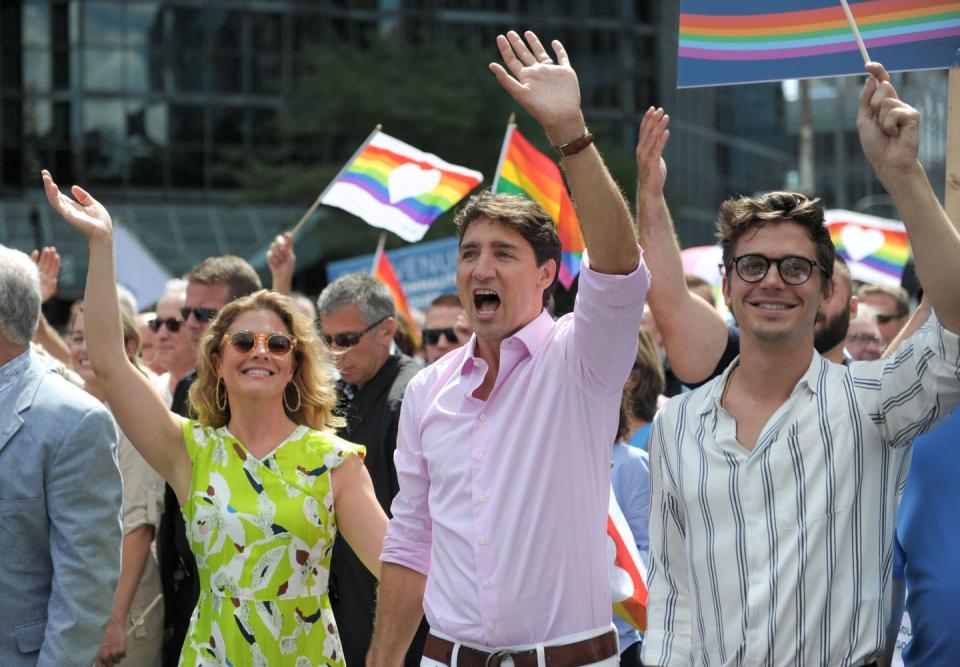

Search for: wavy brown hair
xmin=189 ymin=289 xmax=344 ymax=432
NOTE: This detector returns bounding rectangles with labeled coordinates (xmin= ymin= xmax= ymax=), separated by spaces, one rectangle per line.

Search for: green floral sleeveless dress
xmin=177 ymin=420 xmax=364 ymax=667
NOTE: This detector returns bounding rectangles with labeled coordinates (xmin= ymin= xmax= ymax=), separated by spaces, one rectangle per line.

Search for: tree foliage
xmin=242 ymin=36 xmax=517 ymax=210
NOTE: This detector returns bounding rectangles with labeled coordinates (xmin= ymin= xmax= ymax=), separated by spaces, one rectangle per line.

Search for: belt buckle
xmin=484 ymin=649 xmax=516 ymax=667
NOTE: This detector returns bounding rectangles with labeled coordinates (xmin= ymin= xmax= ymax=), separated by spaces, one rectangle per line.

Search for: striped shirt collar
xmin=698 ymin=347 xmax=825 ymax=416
xmin=0 ymin=348 xmax=31 ymax=393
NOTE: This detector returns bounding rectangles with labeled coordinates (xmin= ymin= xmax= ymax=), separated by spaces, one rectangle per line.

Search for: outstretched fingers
xmin=638 ymin=107 xmax=669 ymax=157
xmin=551 ymin=39 xmax=570 ymax=67
xmin=506 ymin=30 xmax=537 ymax=67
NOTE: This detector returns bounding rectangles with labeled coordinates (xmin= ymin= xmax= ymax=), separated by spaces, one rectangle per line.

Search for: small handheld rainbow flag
xmin=609 ymin=488 xmax=648 ymax=633
xmin=825 ymin=209 xmax=910 ymax=287
xmin=320 ymin=130 xmax=483 ymax=242
xmin=371 ymin=235 xmax=421 ymax=349
xmin=492 ymin=121 xmax=585 ymax=289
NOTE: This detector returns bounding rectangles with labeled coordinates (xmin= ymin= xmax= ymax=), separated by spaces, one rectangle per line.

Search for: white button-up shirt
xmin=642 ymin=315 xmax=960 ymax=667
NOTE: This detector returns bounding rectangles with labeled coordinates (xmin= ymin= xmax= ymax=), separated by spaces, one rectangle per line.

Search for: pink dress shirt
xmin=381 ymin=250 xmax=650 ymax=648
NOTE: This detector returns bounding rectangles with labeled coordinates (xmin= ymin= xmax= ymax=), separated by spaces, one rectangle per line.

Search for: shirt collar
xmin=699 ymin=348 xmax=823 ymax=416
xmin=0 ymin=349 xmax=31 ymax=393
xmin=459 ymin=309 xmax=554 ymax=375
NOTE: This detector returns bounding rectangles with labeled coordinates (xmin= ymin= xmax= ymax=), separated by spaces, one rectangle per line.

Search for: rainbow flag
xmin=320 ymin=130 xmax=483 ymax=242
xmin=372 ymin=246 xmax=421 ymax=349
xmin=609 ymin=488 xmax=648 ymax=633
xmin=825 ymin=209 xmax=910 ymax=287
xmin=492 ymin=123 xmax=584 ymax=289
xmin=679 ymin=0 xmax=960 ymax=87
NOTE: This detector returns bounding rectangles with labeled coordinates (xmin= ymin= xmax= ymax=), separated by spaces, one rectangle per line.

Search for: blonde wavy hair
xmin=189 ymin=289 xmax=344 ymax=432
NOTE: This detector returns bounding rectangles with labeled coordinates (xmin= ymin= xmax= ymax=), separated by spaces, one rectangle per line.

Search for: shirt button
xmin=479 ymin=414 xmax=487 ymax=421
xmin=479 ymin=536 xmax=488 ymax=545
xmin=487 ymin=622 xmax=495 ymax=631
xmin=478 ymin=495 xmax=487 ymax=503
xmin=477 ymin=453 xmax=485 ymax=461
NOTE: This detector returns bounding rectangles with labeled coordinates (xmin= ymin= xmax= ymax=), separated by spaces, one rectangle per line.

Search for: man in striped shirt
xmin=640 ymin=64 xmax=960 ymax=666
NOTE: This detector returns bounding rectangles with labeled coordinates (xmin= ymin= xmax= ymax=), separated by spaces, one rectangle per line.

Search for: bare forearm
xmin=559 ymin=145 xmax=638 ymax=274
xmin=638 ymin=193 xmax=729 ymax=382
xmin=111 ymin=525 xmax=154 ymax=622
xmin=33 ymin=314 xmax=72 ymax=366
xmin=270 ymin=271 xmax=292 ymax=296
xmin=882 ymin=297 xmax=931 ymax=357
xmin=882 ymin=162 xmax=960 ymax=333
xmin=84 ymin=236 xmax=129 ymax=379
xmin=367 ymin=562 xmax=427 ymax=667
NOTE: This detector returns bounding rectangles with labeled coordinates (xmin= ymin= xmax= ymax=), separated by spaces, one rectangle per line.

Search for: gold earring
xmin=215 ymin=377 xmax=228 ymax=411
xmin=284 ymin=381 xmax=302 ymax=413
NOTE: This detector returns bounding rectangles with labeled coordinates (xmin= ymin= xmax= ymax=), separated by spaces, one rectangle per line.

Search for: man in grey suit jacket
xmin=0 ymin=244 xmax=122 ymax=666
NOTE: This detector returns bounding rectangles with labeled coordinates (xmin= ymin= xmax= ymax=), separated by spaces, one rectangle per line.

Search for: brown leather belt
xmin=423 ymin=630 xmax=618 ymax=667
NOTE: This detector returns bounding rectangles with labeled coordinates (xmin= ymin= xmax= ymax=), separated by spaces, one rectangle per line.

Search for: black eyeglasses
xmin=222 ymin=331 xmax=297 ymax=357
xmin=423 ymin=327 xmax=458 ymax=346
xmin=727 ymin=254 xmax=828 ymax=286
xmin=181 ymin=306 xmax=219 ymax=324
xmin=148 ymin=317 xmax=183 ymax=333
xmin=321 ymin=315 xmax=388 ymax=350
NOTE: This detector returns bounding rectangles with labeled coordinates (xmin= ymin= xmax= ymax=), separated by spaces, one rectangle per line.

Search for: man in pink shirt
xmin=368 ymin=31 xmax=650 ymax=667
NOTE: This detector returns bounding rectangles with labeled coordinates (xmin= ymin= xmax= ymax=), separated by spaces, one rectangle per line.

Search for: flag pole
xmin=370 ymin=231 xmax=388 ymax=275
xmin=291 ymin=123 xmax=384 ymax=237
xmin=490 ymin=112 xmax=517 ymax=193
xmin=839 ymin=0 xmax=870 ymax=65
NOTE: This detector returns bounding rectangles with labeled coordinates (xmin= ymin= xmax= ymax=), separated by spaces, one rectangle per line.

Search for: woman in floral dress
xmin=43 ymin=170 xmax=389 ymax=667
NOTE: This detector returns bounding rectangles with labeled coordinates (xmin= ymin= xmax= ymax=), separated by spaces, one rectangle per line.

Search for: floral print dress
xmin=178 ymin=421 xmax=364 ymax=667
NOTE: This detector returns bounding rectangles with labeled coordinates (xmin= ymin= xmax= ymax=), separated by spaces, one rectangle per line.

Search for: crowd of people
xmin=0 ymin=29 xmax=956 ymax=667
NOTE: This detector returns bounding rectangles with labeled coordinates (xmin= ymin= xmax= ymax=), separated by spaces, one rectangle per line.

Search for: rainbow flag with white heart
xmin=825 ymin=209 xmax=910 ymax=287
xmin=319 ymin=130 xmax=483 ymax=242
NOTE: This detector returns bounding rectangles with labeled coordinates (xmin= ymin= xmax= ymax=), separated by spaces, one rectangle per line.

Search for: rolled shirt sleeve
xmin=382 ymin=379 xmax=432 ymax=576
xmin=851 ymin=312 xmax=960 ymax=449
xmin=571 ymin=247 xmax=650 ymax=396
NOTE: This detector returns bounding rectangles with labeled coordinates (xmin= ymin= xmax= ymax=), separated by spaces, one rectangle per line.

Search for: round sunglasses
xmin=221 ymin=331 xmax=297 ymax=357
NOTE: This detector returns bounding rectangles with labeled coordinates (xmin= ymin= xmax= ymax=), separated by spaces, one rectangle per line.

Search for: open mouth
xmin=474 ymin=289 xmax=501 ymax=316
xmin=750 ymin=301 xmax=796 ymax=313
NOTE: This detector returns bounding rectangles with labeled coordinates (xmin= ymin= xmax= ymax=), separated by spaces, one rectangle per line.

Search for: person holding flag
xmin=368 ymin=30 xmax=649 ymax=666
xmin=641 ymin=63 xmax=960 ymax=667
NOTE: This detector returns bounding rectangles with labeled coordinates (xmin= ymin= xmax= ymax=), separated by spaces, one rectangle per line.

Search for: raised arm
xmin=267 ymin=231 xmax=295 ymax=295
xmin=635 ymin=108 xmax=730 ymax=383
xmin=41 ymin=170 xmax=191 ymax=501
xmin=490 ymin=30 xmax=638 ymax=275
xmin=30 ymin=246 xmax=73 ymax=366
xmin=859 ymin=63 xmax=960 ymax=333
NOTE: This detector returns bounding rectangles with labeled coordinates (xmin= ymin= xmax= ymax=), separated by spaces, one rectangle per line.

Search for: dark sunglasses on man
xmin=321 ymin=315 xmax=388 ymax=350
xmin=423 ymin=327 xmax=458 ymax=346
xmin=148 ymin=317 xmax=183 ymax=333
xmin=181 ymin=306 xmax=219 ymax=324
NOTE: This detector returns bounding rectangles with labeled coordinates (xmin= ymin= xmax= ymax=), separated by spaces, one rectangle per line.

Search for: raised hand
xmin=857 ymin=62 xmax=921 ymax=181
xmin=30 ymin=246 xmax=61 ymax=303
xmin=489 ymin=31 xmax=584 ymax=144
xmin=267 ymin=231 xmax=296 ymax=295
xmin=41 ymin=170 xmax=113 ymax=241
xmin=636 ymin=107 xmax=671 ymax=200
